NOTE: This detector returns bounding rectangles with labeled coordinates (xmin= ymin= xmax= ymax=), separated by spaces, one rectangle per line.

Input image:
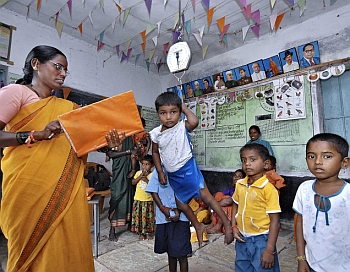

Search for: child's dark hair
xmin=142 ymin=154 xmax=154 ymax=164
xmin=306 ymin=133 xmax=349 ymax=159
xmin=235 ymin=169 xmax=246 ymax=179
xmin=269 ymin=155 xmax=277 ymax=167
xmin=155 ymin=92 xmax=182 ymax=113
xmin=249 ymin=125 xmax=261 ymax=135
xmin=240 ymin=143 xmax=270 ymax=161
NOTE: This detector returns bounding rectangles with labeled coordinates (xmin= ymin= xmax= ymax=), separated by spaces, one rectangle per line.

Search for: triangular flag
xmin=126 ymin=39 xmax=132 ymax=50
xmin=111 ymin=19 xmax=116 ymax=32
xmin=88 ymin=11 xmax=93 ymax=26
xmin=157 ymin=21 xmax=162 ymax=35
xmin=164 ymin=0 xmax=168 ymax=6
xmin=207 ymin=7 xmax=215 ymax=28
xmin=297 ymin=0 xmax=306 ymax=16
xmin=0 ymin=0 xmax=10 ymax=5
xmin=140 ymin=30 xmax=146 ymax=43
xmin=149 ymin=48 xmax=155 ymax=61
xmin=220 ymin=24 xmax=230 ymax=39
xmin=163 ymin=42 xmax=169 ymax=54
xmin=193 ymin=32 xmax=202 ymax=46
xmin=146 ymin=23 xmax=157 ymax=36
xmin=61 ymin=87 xmax=71 ymax=99
xmin=145 ymin=0 xmax=152 ymax=15
xmin=146 ymin=60 xmax=150 ymax=72
xmin=270 ymin=0 xmax=277 ymax=8
xmin=192 ymin=0 xmax=196 ymax=10
xmin=202 ymin=45 xmax=209 ymax=60
xmin=153 ymin=56 xmax=158 ymax=65
xmin=36 ymin=0 xmax=41 ymax=11
xmin=222 ymin=34 xmax=228 ymax=47
xmin=99 ymin=31 xmax=104 ymax=42
xmin=97 ymin=41 xmax=105 ymax=51
xmin=239 ymin=0 xmax=246 ymax=6
xmin=78 ymin=23 xmax=82 ymax=34
xmin=174 ymin=12 xmax=180 ymax=29
xmin=120 ymin=52 xmax=127 ymax=62
xmin=185 ymin=20 xmax=191 ymax=35
xmin=157 ymin=61 xmax=162 ymax=73
xmin=116 ymin=3 xmax=122 ymax=13
xmin=115 ymin=45 xmax=120 ymax=56
xmin=67 ymin=0 xmax=72 ymax=18
xmin=242 ymin=25 xmax=250 ymax=41
xmin=287 ymin=0 xmax=294 ymax=5
xmin=216 ymin=17 xmax=225 ymax=33
xmin=199 ymin=25 xmax=205 ymax=39
xmin=123 ymin=8 xmax=131 ymax=26
xmin=173 ymin=31 xmax=181 ymax=44
xmin=241 ymin=3 xmax=252 ymax=19
xmin=141 ymin=42 xmax=146 ymax=54
xmin=274 ymin=13 xmax=285 ymax=31
xmin=251 ymin=25 xmax=260 ymax=37
xmin=229 ymin=92 xmax=235 ymax=102
xmin=55 ymin=12 xmax=59 ymax=25
xmin=251 ymin=10 xmax=260 ymax=25
xmin=269 ymin=13 xmax=277 ymax=30
xmin=330 ymin=0 xmax=337 ymax=5
xmin=135 ymin=53 xmax=141 ymax=65
xmin=152 ymin=36 xmax=158 ymax=47
xmin=56 ymin=21 xmax=63 ymax=37
xmin=202 ymin=0 xmax=209 ymax=10
xmin=127 ymin=48 xmax=132 ymax=59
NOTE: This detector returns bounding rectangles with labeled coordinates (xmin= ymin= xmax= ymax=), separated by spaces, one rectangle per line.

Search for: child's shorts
xmin=154 ymin=221 xmax=192 ymax=258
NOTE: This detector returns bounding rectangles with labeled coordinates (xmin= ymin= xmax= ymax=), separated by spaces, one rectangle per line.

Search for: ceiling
xmin=1 ymin=0 xmax=348 ymax=75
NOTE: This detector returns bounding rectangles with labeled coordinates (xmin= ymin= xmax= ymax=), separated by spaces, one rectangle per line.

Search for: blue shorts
xmin=235 ymin=234 xmax=280 ymax=272
xmin=154 ymin=221 xmax=192 ymax=258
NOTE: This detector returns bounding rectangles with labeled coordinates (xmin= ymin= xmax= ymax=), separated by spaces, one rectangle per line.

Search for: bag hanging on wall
xmin=84 ymin=164 xmax=111 ymax=191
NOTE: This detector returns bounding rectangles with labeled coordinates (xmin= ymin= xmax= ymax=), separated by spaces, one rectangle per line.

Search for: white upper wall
xmin=161 ymin=3 xmax=350 ymax=89
xmin=0 ymin=8 xmax=161 ymax=108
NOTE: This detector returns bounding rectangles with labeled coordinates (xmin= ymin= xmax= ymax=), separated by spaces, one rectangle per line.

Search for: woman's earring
xmin=33 ymin=66 xmax=38 ymax=70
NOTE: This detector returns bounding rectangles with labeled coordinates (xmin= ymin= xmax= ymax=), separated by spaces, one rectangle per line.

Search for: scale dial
xmin=167 ymin=42 xmax=191 ymax=73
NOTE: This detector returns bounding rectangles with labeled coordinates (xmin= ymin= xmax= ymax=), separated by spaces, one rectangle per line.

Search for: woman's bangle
xmin=231 ymin=225 xmax=237 ymax=229
xmin=17 ymin=132 xmax=30 ymax=144
xmin=30 ymin=130 xmax=38 ymax=143
xmin=295 ymin=255 xmax=306 ymax=261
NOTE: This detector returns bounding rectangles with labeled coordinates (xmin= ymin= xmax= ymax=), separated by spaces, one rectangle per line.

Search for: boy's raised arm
xmin=182 ymin=102 xmax=198 ymax=132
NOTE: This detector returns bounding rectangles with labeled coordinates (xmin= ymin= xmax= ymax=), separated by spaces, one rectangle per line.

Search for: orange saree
xmin=0 ymin=97 xmax=94 ymax=272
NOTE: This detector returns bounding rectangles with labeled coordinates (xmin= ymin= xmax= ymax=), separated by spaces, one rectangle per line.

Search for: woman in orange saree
xmin=0 ymin=45 xmax=122 ymax=272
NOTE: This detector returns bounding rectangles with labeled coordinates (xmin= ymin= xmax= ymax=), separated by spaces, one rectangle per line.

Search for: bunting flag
xmin=207 ymin=7 xmax=215 ymax=28
xmin=78 ymin=23 xmax=82 ymax=34
xmin=199 ymin=25 xmax=205 ymax=39
xmin=330 ymin=0 xmax=337 ymax=5
xmin=251 ymin=10 xmax=261 ymax=25
xmin=163 ymin=42 xmax=169 ymax=54
xmin=222 ymin=34 xmax=228 ymax=47
xmin=146 ymin=60 xmax=150 ymax=72
xmin=157 ymin=61 xmax=162 ymax=73
xmin=269 ymin=13 xmax=278 ymax=30
xmin=287 ymin=0 xmax=295 ymax=5
xmin=270 ymin=0 xmax=277 ymax=8
xmin=239 ymin=0 xmax=246 ymax=7
xmin=115 ymin=45 xmax=120 ymax=56
xmin=116 ymin=3 xmax=122 ymax=13
xmin=185 ymin=20 xmax=192 ymax=36
xmin=0 ymin=0 xmax=10 ymax=5
xmin=56 ymin=21 xmax=63 ymax=37
xmin=127 ymin=48 xmax=132 ymax=59
xmin=55 ymin=12 xmax=59 ymax=25
xmin=174 ymin=12 xmax=180 ymax=29
xmin=36 ymin=0 xmax=41 ymax=11
xmin=141 ymin=42 xmax=146 ymax=54
xmin=193 ymin=32 xmax=202 ymax=46
xmin=88 ymin=11 xmax=93 ymax=26
xmin=153 ymin=56 xmax=158 ymax=65
xmin=172 ymin=31 xmax=181 ymax=44
xmin=97 ymin=41 xmax=105 ymax=51
xmin=111 ymin=19 xmax=116 ymax=32
xmin=61 ymin=87 xmax=71 ymax=99
xmin=140 ymin=30 xmax=146 ymax=43
xmin=241 ymin=3 xmax=252 ymax=19
xmin=274 ymin=13 xmax=285 ymax=31
xmin=99 ymin=31 xmax=104 ymax=42
xmin=149 ymin=48 xmax=155 ymax=61
xmin=146 ymin=23 xmax=157 ymax=35
xmin=242 ymin=25 xmax=250 ymax=41
xmin=126 ymin=39 xmax=132 ymax=50
xmin=297 ymin=0 xmax=306 ymax=16
xmin=145 ymin=0 xmax=152 ymax=15
xmin=157 ymin=21 xmax=162 ymax=35
xmin=220 ymin=24 xmax=230 ymax=39
xmin=202 ymin=0 xmax=210 ymax=10
xmin=192 ymin=0 xmax=196 ymax=10
xmin=123 ymin=8 xmax=131 ymax=26
xmin=67 ymin=0 xmax=72 ymax=18
xmin=120 ymin=52 xmax=127 ymax=62
xmin=152 ymin=36 xmax=158 ymax=47
xmin=251 ymin=25 xmax=260 ymax=37
xmin=216 ymin=17 xmax=225 ymax=33
xmin=229 ymin=92 xmax=235 ymax=103
xmin=135 ymin=53 xmax=141 ymax=65
xmin=202 ymin=45 xmax=209 ymax=60
xmin=164 ymin=0 xmax=168 ymax=6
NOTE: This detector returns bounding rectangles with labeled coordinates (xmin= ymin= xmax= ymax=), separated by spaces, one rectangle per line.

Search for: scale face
xmin=167 ymin=41 xmax=191 ymax=73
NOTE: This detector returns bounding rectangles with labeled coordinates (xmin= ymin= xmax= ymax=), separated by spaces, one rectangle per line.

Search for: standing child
xmin=232 ymin=143 xmax=281 ymax=272
xmin=130 ymin=154 xmax=155 ymax=240
xmin=293 ymin=133 xmax=350 ymax=272
xmin=146 ymin=170 xmax=192 ymax=272
xmin=150 ymin=92 xmax=233 ymax=247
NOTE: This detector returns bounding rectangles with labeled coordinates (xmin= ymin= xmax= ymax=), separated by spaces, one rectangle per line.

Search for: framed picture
xmin=223 ymin=69 xmax=238 ymax=89
xmin=201 ymin=76 xmax=215 ymax=94
xmin=248 ymin=60 xmax=267 ymax=82
xmin=192 ymin=80 xmax=204 ymax=97
xmin=212 ymin=72 xmax=226 ymax=91
xmin=298 ymin=41 xmax=320 ymax=68
xmin=234 ymin=65 xmax=252 ymax=86
xmin=279 ymin=47 xmax=300 ymax=73
xmin=0 ymin=22 xmax=14 ymax=63
xmin=183 ymin=82 xmax=195 ymax=99
xmin=262 ymin=55 xmax=283 ymax=78
xmin=167 ymin=85 xmax=186 ymax=100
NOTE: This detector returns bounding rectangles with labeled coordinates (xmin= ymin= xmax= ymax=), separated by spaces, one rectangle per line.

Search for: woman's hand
xmin=40 ymin=120 xmax=63 ymax=140
xmin=105 ymin=129 xmax=125 ymax=149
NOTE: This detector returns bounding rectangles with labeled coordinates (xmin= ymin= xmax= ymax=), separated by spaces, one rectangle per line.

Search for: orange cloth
xmin=265 ymin=169 xmax=286 ymax=193
xmin=58 ymin=90 xmax=144 ymax=157
xmin=211 ymin=193 xmax=232 ymax=233
xmin=0 ymin=97 xmax=94 ymax=272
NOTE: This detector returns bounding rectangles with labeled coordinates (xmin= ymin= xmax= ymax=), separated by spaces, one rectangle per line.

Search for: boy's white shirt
xmin=149 ymin=120 xmax=192 ymax=173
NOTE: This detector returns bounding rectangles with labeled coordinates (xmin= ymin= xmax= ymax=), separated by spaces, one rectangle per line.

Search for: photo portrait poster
xmin=262 ymin=55 xmax=283 ymax=78
xmin=248 ymin=60 xmax=267 ymax=82
xmin=234 ymin=65 xmax=252 ymax=86
xmin=279 ymin=47 xmax=300 ymax=73
xmin=223 ymin=69 xmax=238 ymax=89
xmin=297 ymin=41 xmax=320 ymax=68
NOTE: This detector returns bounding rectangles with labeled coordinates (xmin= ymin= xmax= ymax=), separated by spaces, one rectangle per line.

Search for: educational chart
xmin=141 ymin=76 xmax=313 ymax=173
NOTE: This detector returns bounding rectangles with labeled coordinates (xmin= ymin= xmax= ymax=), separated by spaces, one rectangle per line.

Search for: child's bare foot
xmin=146 ymin=234 xmax=153 ymax=240
xmin=127 ymin=169 xmax=136 ymax=179
xmin=195 ymin=223 xmax=205 ymax=248
xmin=108 ymin=227 xmax=118 ymax=242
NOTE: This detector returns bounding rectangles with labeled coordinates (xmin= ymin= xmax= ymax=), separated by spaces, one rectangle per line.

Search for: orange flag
xmin=36 ymin=0 xmax=41 ymax=11
xmin=216 ymin=16 xmax=225 ymax=33
xmin=78 ymin=23 xmax=82 ymax=34
xmin=140 ymin=30 xmax=146 ymax=43
xmin=141 ymin=42 xmax=146 ymax=54
xmin=274 ymin=13 xmax=285 ymax=31
xmin=207 ymin=7 xmax=215 ymax=27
